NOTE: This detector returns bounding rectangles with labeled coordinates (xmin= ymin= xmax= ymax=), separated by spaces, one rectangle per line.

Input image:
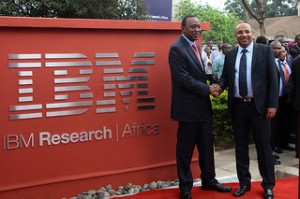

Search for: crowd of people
xmin=168 ymin=14 xmax=300 ymax=199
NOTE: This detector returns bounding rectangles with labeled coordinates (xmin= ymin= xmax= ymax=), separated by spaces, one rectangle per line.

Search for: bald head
xmin=270 ymin=40 xmax=281 ymax=47
xmin=270 ymin=40 xmax=282 ymax=58
xmin=234 ymin=23 xmax=253 ymax=48
xmin=235 ymin=23 xmax=251 ymax=33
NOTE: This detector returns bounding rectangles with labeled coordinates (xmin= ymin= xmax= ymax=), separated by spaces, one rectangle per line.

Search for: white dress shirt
xmin=234 ymin=43 xmax=254 ymax=98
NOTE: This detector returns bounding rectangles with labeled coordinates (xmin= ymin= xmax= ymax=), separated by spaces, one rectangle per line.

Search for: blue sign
xmin=145 ymin=0 xmax=172 ymax=21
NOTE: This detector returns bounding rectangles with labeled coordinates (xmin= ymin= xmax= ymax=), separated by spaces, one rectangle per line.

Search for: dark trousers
xmin=232 ymin=99 xmax=275 ymax=190
xmin=271 ymin=94 xmax=293 ymax=148
xmin=296 ymin=112 xmax=300 ymax=157
xmin=176 ymin=116 xmax=216 ymax=191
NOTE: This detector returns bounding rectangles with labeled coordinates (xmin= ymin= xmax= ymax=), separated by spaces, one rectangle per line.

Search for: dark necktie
xmin=277 ymin=60 xmax=286 ymax=94
xmin=239 ymin=49 xmax=248 ymax=98
xmin=192 ymin=43 xmax=203 ymax=69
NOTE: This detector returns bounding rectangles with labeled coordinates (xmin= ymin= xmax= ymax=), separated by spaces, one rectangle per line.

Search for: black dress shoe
xmin=264 ymin=188 xmax=273 ymax=199
xmin=272 ymin=154 xmax=280 ymax=160
xmin=202 ymin=183 xmax=232 ymax=192
xmin=274 ymin=146 xmax=283 ymax=154
xmin=273 ymin=159 xmax=281 ymax=165
xmin=234 ymin=185 xmax=251 ymax=197
xmin=289 ymin=133 xmax=296 ymax=144
xmin=180 ymin=191 xmax=191 ymax=199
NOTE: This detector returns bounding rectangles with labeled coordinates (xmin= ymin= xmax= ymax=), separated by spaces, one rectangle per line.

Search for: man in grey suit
xmin=216 ymin=23 xmax=278 ymax=199
xmin=168 ymin=14 xmax=232 ymax=199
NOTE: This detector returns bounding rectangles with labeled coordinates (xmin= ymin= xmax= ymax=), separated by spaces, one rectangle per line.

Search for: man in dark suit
xmin=168 ymin=14 xmax=232 ymax=199
xmin=216 ymin=23 xmax=278 ymax=199
xmin=270 ymin=42 xmax=293 ymax=164
xmin=272 ymin=45 xmax=294 ymax=154
xmin=291 ymin=55 xmax=300 ymax=159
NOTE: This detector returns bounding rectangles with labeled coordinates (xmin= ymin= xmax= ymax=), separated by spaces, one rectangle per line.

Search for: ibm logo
xmin=8 ymin=52 xmax=156 ymax=120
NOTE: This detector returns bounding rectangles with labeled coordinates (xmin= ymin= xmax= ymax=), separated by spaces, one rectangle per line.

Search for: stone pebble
xmin=66 ymin=179 xmax=180 ymax=199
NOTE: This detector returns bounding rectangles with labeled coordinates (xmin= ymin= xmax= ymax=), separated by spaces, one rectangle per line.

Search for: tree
xmin=225 ymin=0 xmax=244 ymax=19
xmin=225 ymin=0 xmax=298 ymax=19
xmin=267 ymin=0 xmax=298 ymax=17
xmin=242 ymin=0 xmax=266 ymax=35
xmin=117 ymin=0 xmax=150 ymax=20
xmin=175 ymin=0 xmax=240 ymax=45
xmin=0 ymin=0 xmax=150 ymax=20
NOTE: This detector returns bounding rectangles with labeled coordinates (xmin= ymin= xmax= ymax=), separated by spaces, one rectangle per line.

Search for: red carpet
xmin=121 ymin=178 xmax=298 ymax=199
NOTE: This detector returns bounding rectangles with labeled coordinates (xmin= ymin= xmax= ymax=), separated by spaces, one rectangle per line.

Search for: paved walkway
xmin=212 ymin=143 xmax=299 ymax=184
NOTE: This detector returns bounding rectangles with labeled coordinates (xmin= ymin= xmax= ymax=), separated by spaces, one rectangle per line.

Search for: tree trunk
xmin=243 ymin=4 xmax=249 ymax=22
xmin=241 ymin=0 xmax=266 ymax=35
xmin=259 ymin=21 xmax=266 ymax=35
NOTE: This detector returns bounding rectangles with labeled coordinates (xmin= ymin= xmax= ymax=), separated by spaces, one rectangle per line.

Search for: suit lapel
xmin=187 ymin=44 xmax=205 ymax=73
xmin=179 ymin=36 xmax=205 ymax=73
xmin=230 ymin=48 xmax=238 ymax=77
xmin=251 ymin=43 xmax=257 ymax=72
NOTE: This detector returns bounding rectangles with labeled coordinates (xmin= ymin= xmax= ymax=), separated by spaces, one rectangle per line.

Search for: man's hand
xmin=209 ymin=84 xmax=222 ymax=97
xmin=265 ymin=108 xmax=277 ymax=120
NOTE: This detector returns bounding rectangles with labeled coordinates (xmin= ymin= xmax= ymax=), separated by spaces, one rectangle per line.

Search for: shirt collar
xmin=238 ymin=42 xmax=254 ymax=54
xmin=182 ymin=34 xmax=194 ymax=47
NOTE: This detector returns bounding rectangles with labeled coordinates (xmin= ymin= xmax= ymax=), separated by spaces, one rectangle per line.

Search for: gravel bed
xmin=63 ymin=179 xmax=199 ymax=199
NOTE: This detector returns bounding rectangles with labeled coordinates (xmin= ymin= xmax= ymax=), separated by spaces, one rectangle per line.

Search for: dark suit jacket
xmin=290 ymin=45 xmax=300 ymax=59
xmin=291 ymin=55 xmax=300 ymax=111
xmin=219 ymin=43 xmax=278 ymax=115
xmin=169 ymin=35 xmax=211 ymax=122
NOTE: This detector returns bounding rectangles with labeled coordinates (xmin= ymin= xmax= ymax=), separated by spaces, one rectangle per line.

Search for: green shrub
xmin=210 ymin=90 xmax=234 ymax=143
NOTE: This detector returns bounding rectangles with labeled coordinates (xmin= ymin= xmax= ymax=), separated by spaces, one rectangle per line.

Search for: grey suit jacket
xmin=169 ymin=35 xmax=212 ymax=122
xmin=219 ymin=43 xmax=278 ymax=115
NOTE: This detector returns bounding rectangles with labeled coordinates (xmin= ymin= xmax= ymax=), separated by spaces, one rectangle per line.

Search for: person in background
xmin=215 ymin=22 xmax=278 ymax=199
xmin=212 ymin=43 xmax=232 ymax=83
xmin=203 ymin=46 xmax=213 ymax=84
xmin=275 ymin=34 xmax=293 ymax=62
xmin=288 ymin=41 xmax=295 ymax=51
xmin=205 ymin=39 xmax=214 ymax=84
xmin=255 ymin=35 xmax=268 ymax=45
xmin=206 ymin=38 xmax=214 ymax=51
xmin=168 ymin=14 xmax=232 ymax=199
xmin=290 ymin=33 xmax=300 ymax=59
xmin=277 ymin=46 xmax=294 ymax=151
xmin=201 ymin=46 xmax=209 ymax=74
xmin=270 ymin=41 xmax=292 ymax=167
xmin=211 ymin=40 xmax=223 ymax=62
xmin=275 ymin=36 xmax=298 ymax=148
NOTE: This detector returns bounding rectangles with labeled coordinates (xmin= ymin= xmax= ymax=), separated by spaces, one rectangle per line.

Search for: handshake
xmin=209 ymin=84 xmax=222 ymax=97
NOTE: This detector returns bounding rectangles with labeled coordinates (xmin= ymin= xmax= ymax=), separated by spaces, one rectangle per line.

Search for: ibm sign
xmin=8 ymin=52 xmax=156 ymax=120
xmin=0 ymin=17 xmax=201 ymax=199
